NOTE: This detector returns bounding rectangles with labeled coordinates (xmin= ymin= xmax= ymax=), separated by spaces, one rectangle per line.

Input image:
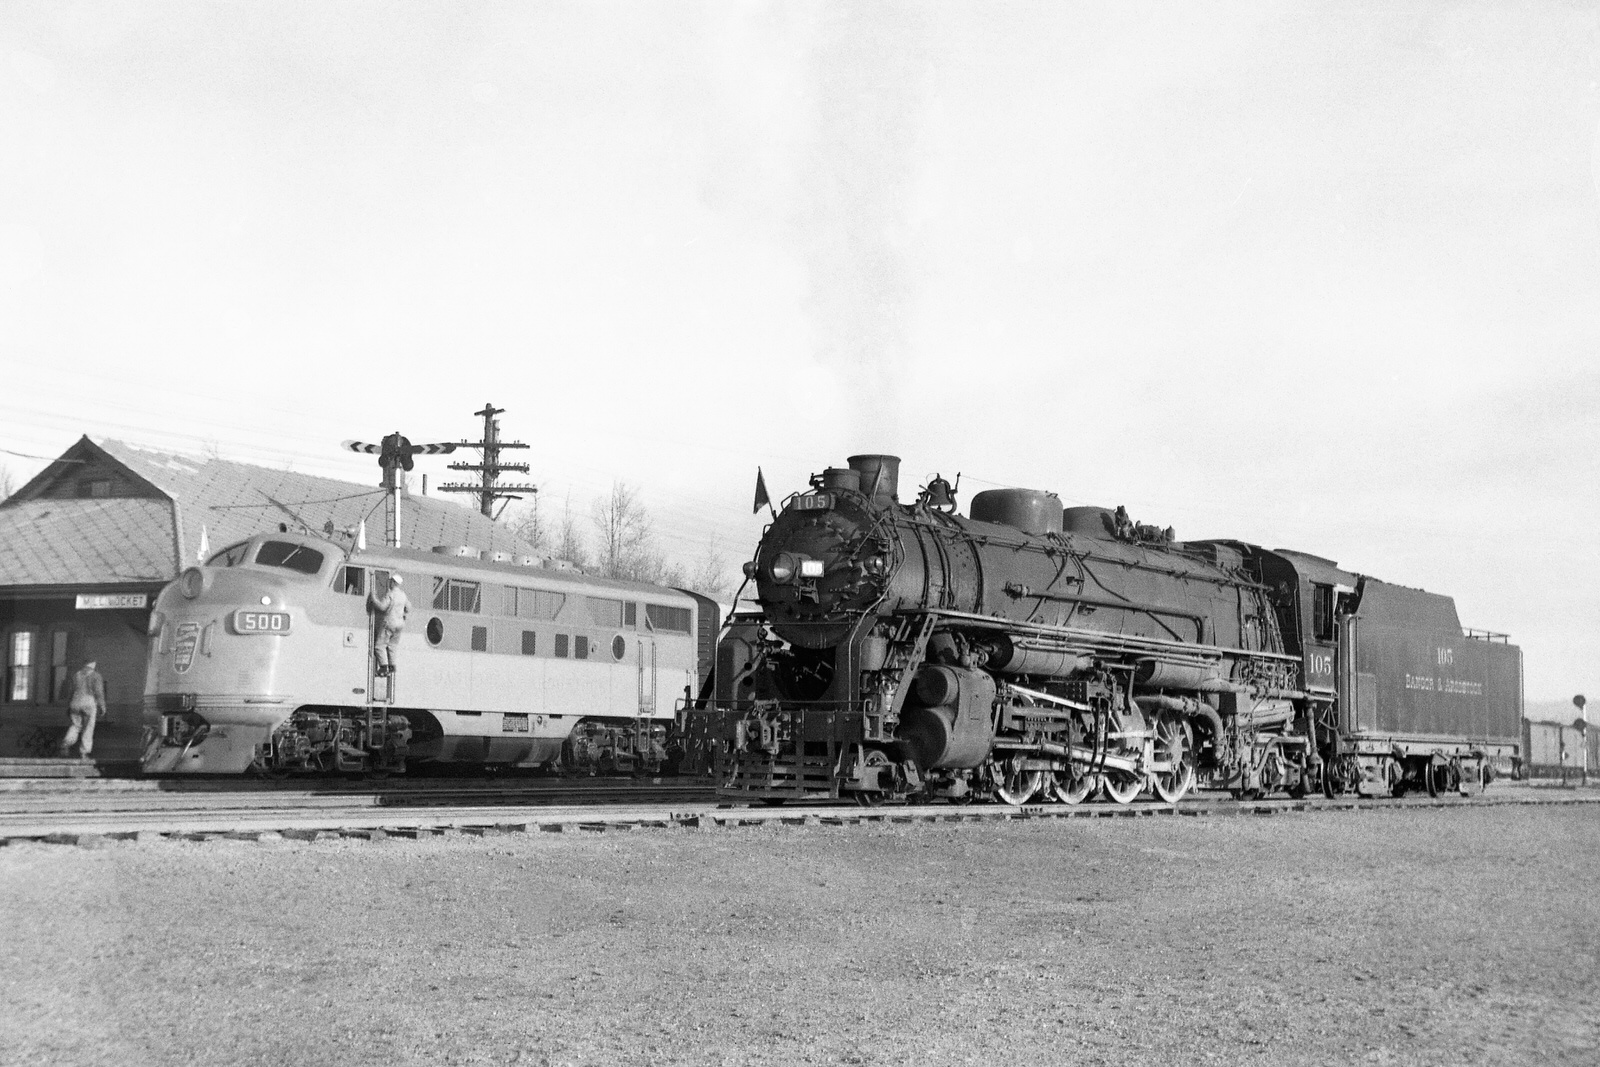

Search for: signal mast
xmin=438 ymin=403 xmax=538 ymax=518
xmin=342 ymin=432 xmax=457 ymax=547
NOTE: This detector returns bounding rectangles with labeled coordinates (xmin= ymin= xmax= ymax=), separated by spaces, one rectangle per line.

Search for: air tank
xmin=969 ymin=489 xmax=1064 ymax=535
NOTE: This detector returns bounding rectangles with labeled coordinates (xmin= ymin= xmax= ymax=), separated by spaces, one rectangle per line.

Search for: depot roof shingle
xmin=0 ymin=436 xmax=535 ymax=590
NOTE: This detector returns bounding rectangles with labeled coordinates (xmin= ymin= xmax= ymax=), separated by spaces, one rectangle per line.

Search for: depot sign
xmin=75 ymin=593 xmax=149 ymax=610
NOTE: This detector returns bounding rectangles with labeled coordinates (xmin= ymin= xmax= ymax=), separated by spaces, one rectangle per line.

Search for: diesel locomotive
xmin=689 ymin=454 xmax=1522 ymax=805
xmin=142 ymin=531 xmax=717 ymax=776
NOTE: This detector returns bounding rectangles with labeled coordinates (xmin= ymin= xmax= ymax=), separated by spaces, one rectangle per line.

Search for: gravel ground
xmin=2 ymin=805 xmax=1597 ymax=1067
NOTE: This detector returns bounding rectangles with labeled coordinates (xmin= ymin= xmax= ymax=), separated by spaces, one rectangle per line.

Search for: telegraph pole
xmin=439 ymin=404 xmax=538 ymax=518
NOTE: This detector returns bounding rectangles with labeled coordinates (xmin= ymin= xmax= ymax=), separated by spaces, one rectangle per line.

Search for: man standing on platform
xmin=60 ymin=659 xmax=106 ymax=760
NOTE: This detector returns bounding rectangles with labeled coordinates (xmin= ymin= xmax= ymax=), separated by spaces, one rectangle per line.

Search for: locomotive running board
xmin=911 ymin=608 xmax=1301 ymax=664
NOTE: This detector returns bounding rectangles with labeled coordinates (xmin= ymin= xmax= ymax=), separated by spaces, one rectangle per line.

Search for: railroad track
xmin=2 ymin=782 xmax=1595 ymax=848
xmin=0 ymin=777 xmax=714 ymax=816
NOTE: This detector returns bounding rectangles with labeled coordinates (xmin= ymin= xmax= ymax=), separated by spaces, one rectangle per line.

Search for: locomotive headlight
xmin=260 ymin=595 xmax=272 ymax=605
xmin=799 ymin=559 xmax=825 ymax=578
xmin=769 ymin=553 xmax=797 ymax=582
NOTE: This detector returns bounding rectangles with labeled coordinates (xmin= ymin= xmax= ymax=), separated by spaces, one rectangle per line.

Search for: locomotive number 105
xmin=232 ymin=610 xmax=292 ymax=635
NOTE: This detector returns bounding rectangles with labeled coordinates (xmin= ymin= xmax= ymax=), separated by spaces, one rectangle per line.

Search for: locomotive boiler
xmin=692 ymin=454 xmax=1521 ymax=805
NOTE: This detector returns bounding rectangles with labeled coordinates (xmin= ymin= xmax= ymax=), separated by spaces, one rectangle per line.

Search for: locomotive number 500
xmin=233 ymin=610 xmax=292 ymax=635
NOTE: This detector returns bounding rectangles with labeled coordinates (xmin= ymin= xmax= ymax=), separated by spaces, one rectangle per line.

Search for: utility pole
xmin=438 ymin=403 xmax=538 ymax=518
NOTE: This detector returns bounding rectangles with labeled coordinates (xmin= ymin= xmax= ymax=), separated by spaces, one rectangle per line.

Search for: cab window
xmin=255 ymin=541 xmax=326 ymax=576
xmin=208 ymin=542 xmax=250 ymax=567
xmin=1311 ymin=584 xmax=1335 ymax=641
xmin=336 ymin=566 xmax=366 ymax=596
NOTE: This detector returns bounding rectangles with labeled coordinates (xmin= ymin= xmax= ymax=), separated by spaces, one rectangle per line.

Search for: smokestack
xmin=847 ymin=454 xmax=900 ymax=504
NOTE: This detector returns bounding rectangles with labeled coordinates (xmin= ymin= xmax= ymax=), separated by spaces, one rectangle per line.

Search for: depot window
xmin=7 ymin=631 xmax=34 ymax=703
xmin=255 ymin=541 xmax=325 ymax=576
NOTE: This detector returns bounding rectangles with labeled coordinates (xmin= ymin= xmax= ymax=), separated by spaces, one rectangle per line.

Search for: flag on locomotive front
xmin=753 ymin=468 xmax=771 ymax=515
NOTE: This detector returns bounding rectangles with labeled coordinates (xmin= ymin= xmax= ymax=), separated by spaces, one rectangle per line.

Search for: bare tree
xmin=0 ymin=462 xmax=14 ymax=503
xmin=689 ymin=534 xmax=734 ymax=600
xmin=557 ymin=491 xmax=588 ymax=569
xmin=591 ymin=481 xmax=656 ymax=580
xmin=506 ymin=496 xmax=549 ymax=553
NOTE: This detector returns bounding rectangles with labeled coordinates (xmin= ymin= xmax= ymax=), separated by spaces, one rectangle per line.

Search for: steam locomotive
xmin=690 ymin=455 xmax=1522 ymax=805
xmin=141 ymin=531 xmax=717 ymax=776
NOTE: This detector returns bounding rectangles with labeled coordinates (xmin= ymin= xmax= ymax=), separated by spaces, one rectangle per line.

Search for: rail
xmin=1463 ymin=628 xmax=1511 ymax=644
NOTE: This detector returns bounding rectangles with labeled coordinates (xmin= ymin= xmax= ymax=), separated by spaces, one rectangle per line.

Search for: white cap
xmin=390 ymin=574 xmax=403 ymax=586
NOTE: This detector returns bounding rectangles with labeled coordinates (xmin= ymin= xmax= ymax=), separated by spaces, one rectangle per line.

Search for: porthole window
xmin=612 ymin=635 xmax=626 ymax=660
xmin=426 ymin=618 xmax=444 ymax=646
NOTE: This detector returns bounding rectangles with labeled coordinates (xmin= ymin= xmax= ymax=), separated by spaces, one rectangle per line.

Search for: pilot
xmin=368 ymin=574 xmax=410 ymax=676
xmin=60 ymin=659 xmax=106 ymax=760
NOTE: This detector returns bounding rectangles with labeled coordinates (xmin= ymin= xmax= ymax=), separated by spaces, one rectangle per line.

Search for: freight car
xmin=689 ymin=454 xmax=1520 ymax=805
xmin=142 ymin=531 xmax=718 ymax=775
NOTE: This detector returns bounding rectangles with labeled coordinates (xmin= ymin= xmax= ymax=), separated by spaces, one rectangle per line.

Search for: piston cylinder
xmin=896 ymin=666 xmax=996 ymax=769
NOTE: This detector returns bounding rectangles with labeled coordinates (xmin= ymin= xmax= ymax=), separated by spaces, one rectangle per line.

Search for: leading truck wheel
xmin=852 ymin=749 xmax=892 ymax=807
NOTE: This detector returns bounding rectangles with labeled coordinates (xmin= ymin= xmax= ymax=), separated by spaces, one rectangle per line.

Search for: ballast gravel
xmin=1 ymin=803 xmax=1596 ymax=1066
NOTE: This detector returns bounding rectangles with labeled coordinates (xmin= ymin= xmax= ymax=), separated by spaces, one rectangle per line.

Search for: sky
xmin=0 ymin=2 xmax=1596 ymax=700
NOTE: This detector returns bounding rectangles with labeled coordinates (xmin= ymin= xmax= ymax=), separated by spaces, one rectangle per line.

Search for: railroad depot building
xmin=0 ymin=436 xmax=530 ymax=765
